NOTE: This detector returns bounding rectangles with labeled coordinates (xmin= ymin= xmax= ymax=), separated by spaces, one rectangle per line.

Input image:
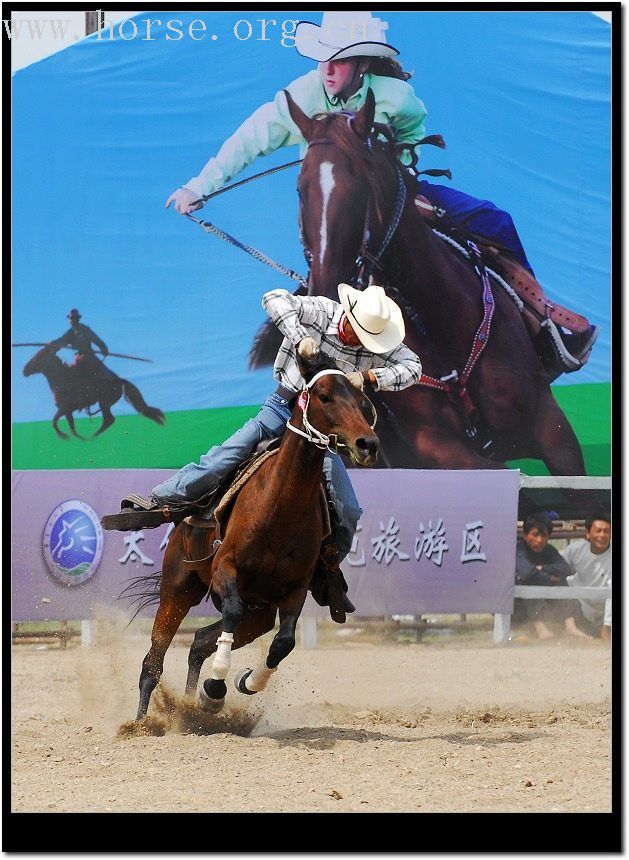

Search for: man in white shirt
xmin=560 ymin=512 xmax=611 ymax=641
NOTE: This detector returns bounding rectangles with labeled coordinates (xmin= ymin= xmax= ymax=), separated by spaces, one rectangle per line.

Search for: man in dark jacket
xmin=49 ymin=309 xmax=108 ymax=359
xmin=515 ymin=512 xmax=575 ymax=639
xmin=49 ymin=309 xmax=117 ymax=384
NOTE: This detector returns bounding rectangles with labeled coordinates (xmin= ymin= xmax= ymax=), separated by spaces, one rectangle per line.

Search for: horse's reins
xmin=181 ymin=115 xmax=443 ymax=294
xmin=285 ymin=368 xmax=378 ymax=456
xmin=411 ymin=238 xmax=497 ymax=445
xmin=185 ymin=158 xmax=309 ymax=288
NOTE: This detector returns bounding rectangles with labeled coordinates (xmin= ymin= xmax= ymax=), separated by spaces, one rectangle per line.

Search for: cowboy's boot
xmin=101 ymin=494 xmax=172 ymax=531
xmin=309 ymin=538 xmax=355 ymax=624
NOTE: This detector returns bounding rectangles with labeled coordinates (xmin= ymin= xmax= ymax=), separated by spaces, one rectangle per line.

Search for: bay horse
xmin=250 ymin=89 xmax=585 ymax=476
xmin=23 ymin=345 xmax=166 ymax=439
xmin=124 ymin=353 xmax=379 ymax=722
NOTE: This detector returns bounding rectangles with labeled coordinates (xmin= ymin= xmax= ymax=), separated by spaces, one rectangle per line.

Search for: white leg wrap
xmin=211 ymin=632 xmax=234 ymax=680
xmin=244 ymin=662 xmax=277 ymax=693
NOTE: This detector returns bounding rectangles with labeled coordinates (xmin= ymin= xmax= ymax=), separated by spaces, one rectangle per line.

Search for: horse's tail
xmin=118 ymin=570 xmax=163 ymax=624
xmin=248 ymin=282 xmax=308 ymax=369
xmin=121 ymin=380 xmax=166 ymax=425
xmin=248 ymin=318 xmax=283 ymax=369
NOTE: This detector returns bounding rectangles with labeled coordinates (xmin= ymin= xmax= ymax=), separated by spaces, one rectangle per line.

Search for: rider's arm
xmin=84 ymin=326 xmax=108 ymax=355
xmin=47 ymin=329 xmax=72 ymax=351
xmin=262 ymin=288 xmax=335 ymax=347
xmin=182 ymin=71 xmax=320 ymax=200
xmin=367 ymin=342 xmax=422 ymax=391
xmin=540 ymin=547 xmax=573 ymax=580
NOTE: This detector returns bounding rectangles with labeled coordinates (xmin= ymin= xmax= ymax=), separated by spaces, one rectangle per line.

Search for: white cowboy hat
xmin=295 ymin=11 xmax=399 ymax=63
xmin=337 ymin=283 xmax=405 ymax=354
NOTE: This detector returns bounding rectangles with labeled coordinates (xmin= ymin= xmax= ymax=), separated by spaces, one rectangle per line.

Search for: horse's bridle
xmin=298 ymin=121 xmax=408 ymax=289
xmin=285 ymin=368 xmax=378 ymax=456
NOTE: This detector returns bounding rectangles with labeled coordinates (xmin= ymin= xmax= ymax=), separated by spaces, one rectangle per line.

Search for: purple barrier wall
xmin=11 ymin=468 xmax=519 ymax=622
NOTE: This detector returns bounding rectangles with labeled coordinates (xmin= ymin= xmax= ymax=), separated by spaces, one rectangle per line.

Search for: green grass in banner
xmin=11 ymin=405 xmax=260 ymax=470
xmin=12 ymin=382 xmax=610 ymax=474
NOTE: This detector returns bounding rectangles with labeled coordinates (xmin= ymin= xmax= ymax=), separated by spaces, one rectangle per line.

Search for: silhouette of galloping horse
xmin=120 ymin=353 xmax=379 ymax=722
xmin=250 ymin=89 xmax=585 ymax=476
xmin=23 ymin=345 xmax=166 ymax=439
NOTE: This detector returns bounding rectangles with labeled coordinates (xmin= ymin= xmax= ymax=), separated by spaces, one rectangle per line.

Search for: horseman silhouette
xmin=22 ymin=310 xmax=166 ymax=439
xmin=48 ymin=309 xmax=118 ymax=386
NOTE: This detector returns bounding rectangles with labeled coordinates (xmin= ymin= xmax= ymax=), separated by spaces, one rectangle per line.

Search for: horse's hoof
xmin=234 ymin=669 xmax=257 ymax=695
xmin=198 ymin=679 xmax=226 ymax=712
xmin=330 ymin=606 xmax=347 ymax=625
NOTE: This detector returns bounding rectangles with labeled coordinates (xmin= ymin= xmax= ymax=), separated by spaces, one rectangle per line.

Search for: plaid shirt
xmin=262 ymin=289 xmax=422 ymax=393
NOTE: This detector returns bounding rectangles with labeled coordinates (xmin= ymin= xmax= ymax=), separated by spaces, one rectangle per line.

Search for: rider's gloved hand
xmin=165 ymin=187 xmax=204 ymax=215
xmin=345 ymin=371 xmax=364 ymax=391
xmin=297 ymin=337 xmax=320 ymax=360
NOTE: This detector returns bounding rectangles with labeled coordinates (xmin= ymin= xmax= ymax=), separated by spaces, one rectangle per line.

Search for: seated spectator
xmin=514 ymin=512 xmax=580 ymax=640
xmin=560 ymin=512 xmax=612 ymax=642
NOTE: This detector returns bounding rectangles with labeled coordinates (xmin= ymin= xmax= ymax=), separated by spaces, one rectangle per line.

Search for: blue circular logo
xmin=42 ymin=499 xmax=104 ymax=586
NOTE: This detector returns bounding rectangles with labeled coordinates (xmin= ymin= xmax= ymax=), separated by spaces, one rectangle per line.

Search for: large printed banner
xmin=11 ymin=10 xmax=612 ymax=477
xmin=11 ymin=469 xmax=519 ymax=622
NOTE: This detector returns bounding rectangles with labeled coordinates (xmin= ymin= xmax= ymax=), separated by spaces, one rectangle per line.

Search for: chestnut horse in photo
xmin=126 ymin=353 xmax=379 ymax=721
xmin=250 ymin=89 xmax=585 ymax=476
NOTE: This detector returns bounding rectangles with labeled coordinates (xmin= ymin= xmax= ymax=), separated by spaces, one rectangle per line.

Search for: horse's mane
xmin=299 ymin=350 xmax=340 ymax=386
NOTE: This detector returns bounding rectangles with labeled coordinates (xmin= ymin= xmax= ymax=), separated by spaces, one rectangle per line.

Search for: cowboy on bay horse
xmin=104 ymin=283 xmax=423 ymax=621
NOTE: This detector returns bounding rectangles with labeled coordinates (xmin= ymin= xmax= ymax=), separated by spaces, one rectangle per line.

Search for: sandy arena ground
xmin=10 ymin=617 xmax=613 ymax=821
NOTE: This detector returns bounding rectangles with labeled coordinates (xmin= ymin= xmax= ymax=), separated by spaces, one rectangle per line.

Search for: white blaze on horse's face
xmin=318 ymin=162 xmax=335 ymax=266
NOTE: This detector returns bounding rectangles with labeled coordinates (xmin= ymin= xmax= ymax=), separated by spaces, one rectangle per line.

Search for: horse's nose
xmin=356 ymin=435 xmax=379 ymax=463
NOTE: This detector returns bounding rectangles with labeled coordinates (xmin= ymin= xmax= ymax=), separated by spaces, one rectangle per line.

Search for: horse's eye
xmin=318 ymin=393 xmax=332 ymax=404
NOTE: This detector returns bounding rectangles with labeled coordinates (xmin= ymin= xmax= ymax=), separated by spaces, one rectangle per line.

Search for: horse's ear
xmin=295 ymin=350 xmax=315 ymax=381
xmin=284 ymin=89 xmax=315 ymax=142
xmin=353 ymin=88 xmax=376 ymax=140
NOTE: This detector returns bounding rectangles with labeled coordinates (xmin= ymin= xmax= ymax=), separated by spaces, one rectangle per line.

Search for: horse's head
xmin=286 ymin=88 xmax=400 ymax=298
xmin=295 ymin=351 xmax=379 ymax=467
xmin=23 ymin=345 xmax=58 ymax=377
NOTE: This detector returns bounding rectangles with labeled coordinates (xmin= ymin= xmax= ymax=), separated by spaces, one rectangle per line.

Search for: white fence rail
xmin=493 ymin=585 xmax=611 ymax=644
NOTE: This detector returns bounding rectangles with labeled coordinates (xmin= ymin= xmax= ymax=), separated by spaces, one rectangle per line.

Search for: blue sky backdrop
xmin=12 ymin=10 xmax=611 ymax=422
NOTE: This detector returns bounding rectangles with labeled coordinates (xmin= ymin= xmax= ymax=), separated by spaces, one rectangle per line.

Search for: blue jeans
xmin=152 ymin=391 xmax=362 ymax=562
xmin=418 ymin=180 xmax=535 ymax=275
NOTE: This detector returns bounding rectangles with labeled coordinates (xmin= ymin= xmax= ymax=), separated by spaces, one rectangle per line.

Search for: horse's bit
xmin=285 ymin=368 xmax=378 ymax=457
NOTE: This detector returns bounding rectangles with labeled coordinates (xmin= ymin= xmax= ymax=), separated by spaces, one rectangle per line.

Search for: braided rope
xmin=194 ymin=159 xmax=303 ymax=204
xmin=188 ymin=215 xmax=308 ymax=288
xmin=431 ymin=229 xmax=524 ymax=311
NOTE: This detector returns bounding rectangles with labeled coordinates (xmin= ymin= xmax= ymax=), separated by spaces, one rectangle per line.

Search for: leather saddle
xmin=414 ymin=195 xmax=599 ymax=379
xmin=101 ymin=438 xmax=284 ymax=533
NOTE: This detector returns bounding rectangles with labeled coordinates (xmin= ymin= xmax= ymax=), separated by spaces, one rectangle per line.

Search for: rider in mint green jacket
xmin=168 ymin=10 xmax=534 ymax=274
xmin=180 ymin=68 xmax=427 ymax=201
xmin=167 ymin=10 xmax=597 ymax=365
